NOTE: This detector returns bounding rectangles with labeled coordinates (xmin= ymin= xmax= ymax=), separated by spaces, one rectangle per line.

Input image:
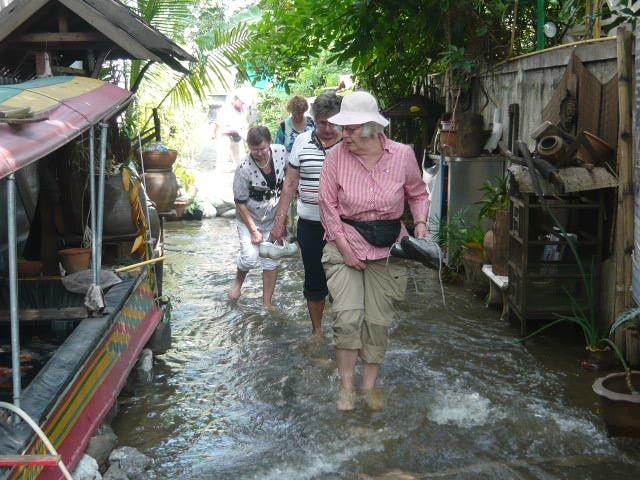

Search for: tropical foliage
xmin=432 ymin=210 xmax=485 ymax=271
xmin=247 ymin=1 xmax=629 ymax=104
xmin=121 ymin=1 xmax=253 ymax=123
xmin=477 ymin=173 xmax=510 ymax=221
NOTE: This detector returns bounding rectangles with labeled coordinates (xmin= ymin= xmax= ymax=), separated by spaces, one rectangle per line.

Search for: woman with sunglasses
xmin=229 ymin=126 xmax=287 ymax=308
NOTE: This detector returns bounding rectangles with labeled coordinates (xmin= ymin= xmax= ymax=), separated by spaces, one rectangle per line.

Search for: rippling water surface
xmin=113 ymin=219 xmax=640 ymax=479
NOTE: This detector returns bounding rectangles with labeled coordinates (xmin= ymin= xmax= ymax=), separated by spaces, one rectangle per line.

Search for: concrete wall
xmin=472 ymin=38 xmax=621 ymax=149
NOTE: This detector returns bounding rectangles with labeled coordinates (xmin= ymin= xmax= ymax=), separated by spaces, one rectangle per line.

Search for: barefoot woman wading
xmin=271 ymin=93 xmax=344 ymax=337
xmin=228 ymin=126 xmax=287 ymax=308
xmin=319 ymin=91 xmax=429 ymax=411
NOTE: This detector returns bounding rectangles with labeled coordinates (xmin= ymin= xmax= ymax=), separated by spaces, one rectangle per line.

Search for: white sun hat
xmin=328 ymin=91 xmax=389 ymax=127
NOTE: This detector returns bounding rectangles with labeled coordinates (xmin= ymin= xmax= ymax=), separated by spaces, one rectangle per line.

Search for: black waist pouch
xmin=341 ymin=217 xmax=401 ymax=247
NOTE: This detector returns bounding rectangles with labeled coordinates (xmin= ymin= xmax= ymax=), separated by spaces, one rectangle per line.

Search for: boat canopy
xmin=0 ymin=75 xmax=132 ymax=180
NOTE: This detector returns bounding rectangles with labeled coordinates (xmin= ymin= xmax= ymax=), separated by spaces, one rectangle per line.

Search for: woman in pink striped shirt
xmin=319 ymin=91 xmax=429 ymax=411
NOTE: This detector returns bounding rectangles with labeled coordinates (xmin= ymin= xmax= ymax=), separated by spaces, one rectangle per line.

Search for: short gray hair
xmin=247 ymin=125 xmax=271 ymax=146
xmin=361 ymin=121 xmax=385 ymax=138
xmin=311 ymin=93 xmax=342 ymax=119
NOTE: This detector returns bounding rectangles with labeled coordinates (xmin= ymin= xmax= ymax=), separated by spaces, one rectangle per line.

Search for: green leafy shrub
xmin=477 ymin=173 xmax=510 ymax=221
xmin=432 ymin=209 xmax=484 ymax=271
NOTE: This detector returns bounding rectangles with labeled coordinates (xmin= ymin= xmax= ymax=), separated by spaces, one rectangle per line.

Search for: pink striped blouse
xmin=319 ymin=135 xmax=429 ymax=261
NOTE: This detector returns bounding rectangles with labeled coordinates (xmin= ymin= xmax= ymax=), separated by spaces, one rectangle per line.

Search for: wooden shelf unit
xmin=507 ymin=191 xmax=605 ymax=335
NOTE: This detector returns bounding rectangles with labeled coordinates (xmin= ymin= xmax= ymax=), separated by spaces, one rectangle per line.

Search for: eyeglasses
xmin=249 ymin=145 xmax=271 ymax=154
xmin=339 ymin=125 xmax=363 ymax=134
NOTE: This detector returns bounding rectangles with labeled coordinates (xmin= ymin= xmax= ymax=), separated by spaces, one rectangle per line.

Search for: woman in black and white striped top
xmin=270 ymin=93 xmax=343 ymax=337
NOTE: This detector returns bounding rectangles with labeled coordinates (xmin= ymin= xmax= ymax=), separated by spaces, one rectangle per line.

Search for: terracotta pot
xmin=457 ymin=130 xmax=491 ymax=157
xmin=483 ymin=229 xmax=494 ymax=263
xmin=439 ymin=129 xmax=458 ymax=155
xmin=18 ymin=259 xmax=43 ymax=276
xmin=537 ymin=135 xmax=568 ymax=164
xmin=174 ymin=199 xmax=188 ymax=219
xmin=456 ymin=112 xmax=489 ymax=157
xmin=492 ymin=209 xmax=509 ymax=276
xmin=143 ymin=170 xmax=178 ymax=213
xmin=592 ymin=371 xmax=640 ymax=437
xmin=58 ymin=247 xmax=91 ymax=273
xmin=461 ymin=246 xmax=488 ymax=294
xmin=142 ymin=150 xmax=178 ymax=170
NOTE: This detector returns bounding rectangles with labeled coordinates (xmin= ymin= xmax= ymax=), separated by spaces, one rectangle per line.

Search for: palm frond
xmin=137 ymin=23 xmax=255 ymax=121
xmin=131 ymin=0 xmax=194 ymax=37
xmin=600 ymin=338 xmax=630 ymax=371
xmin=609 ymin=306 xmax=640 ymax=336
xmin=517 ymin=317 xmax=576 ymax=344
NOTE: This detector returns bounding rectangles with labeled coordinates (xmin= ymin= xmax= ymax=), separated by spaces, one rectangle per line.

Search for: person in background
xmin=270 ymin=93 xmax=343 ymax=337
xmin=219 ymin=94 xmax=249 ymax=169
xmin=276 ymin=95 xmax=315 ymax=155
xmin=319 ymin=91 xmax=429 ymax=411
xmin=228 ymin=126 xmax=287 ymax=308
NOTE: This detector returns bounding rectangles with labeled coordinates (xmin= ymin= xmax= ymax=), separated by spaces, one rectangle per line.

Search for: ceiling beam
xmin=58 ymin=0 xmax=161 ymax=63
xmin=12 ymin=32 xmax=106 ymax=43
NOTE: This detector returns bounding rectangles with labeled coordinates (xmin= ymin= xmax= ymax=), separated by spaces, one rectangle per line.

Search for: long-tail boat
xmin=0 ymin=75 xmax=166 ymax=480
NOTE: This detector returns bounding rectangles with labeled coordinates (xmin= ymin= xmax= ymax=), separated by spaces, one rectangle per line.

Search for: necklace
xmin=252 ymin=154 xmax=271 ymax=170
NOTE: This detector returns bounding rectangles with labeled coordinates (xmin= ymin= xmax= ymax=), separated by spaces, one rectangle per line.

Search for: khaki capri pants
xmin=322 ymin=242 xmax=407 ymax=364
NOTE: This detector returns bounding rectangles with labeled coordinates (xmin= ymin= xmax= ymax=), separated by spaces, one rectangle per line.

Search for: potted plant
xmin=592 ymin=309 xmax=640 ymax=437
xmin=432 ymin=210 xmax=486 ymax=289
xmin=183 ymin=197 xmax=204 ymax=221
xmin=477 ymin=173 xmax=510 ymax=275
xmin=460 ymin=223 xmax=488 ymax=293
xmin=58 ymin=227 xmax=92 ymax=274
xmin=173 ymin=198 xmax=188 ymax=219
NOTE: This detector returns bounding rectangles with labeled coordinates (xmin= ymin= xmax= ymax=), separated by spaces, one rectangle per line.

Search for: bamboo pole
xmin=114 ymin=256 xmax=166 ymax=273
xmin=611 ymin=28 xmax=634 ymax=345
xmin=593 ymin=0 xmax=604 ymax=39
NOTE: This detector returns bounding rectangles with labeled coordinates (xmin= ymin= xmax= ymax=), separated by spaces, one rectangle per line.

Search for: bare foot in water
xmin=228 ymin=280 xmax=242 ymax=301
xmin=337 ymin=388 xmax=356 ymax=411
xmin=362 ymin=388 xmax=385 ymax=411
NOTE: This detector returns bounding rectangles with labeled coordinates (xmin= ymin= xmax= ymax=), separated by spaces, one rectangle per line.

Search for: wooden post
xmin=611 ymin=27 xmax=634 ymax=346
xmin=34 ymin=52 xmax=48 ymax=77
xmin=57 ymin=6 xmax=68 ymax=33
xmin=153 ymin=108 xmax=162 ymax=142
xmin=627 ymin=327 xmax=640 ymax=367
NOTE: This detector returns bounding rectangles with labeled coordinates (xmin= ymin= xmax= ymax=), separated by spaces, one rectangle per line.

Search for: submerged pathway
xmin=113 ymin=219 xmax=640 ymax=479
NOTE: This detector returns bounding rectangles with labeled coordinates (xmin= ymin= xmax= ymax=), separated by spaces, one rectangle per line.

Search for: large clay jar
xmin=102 ymin=173 xmax=140 ymax=236
xmin=86 ymin=173 xmax=160 ymax=239
xmin=143 ymin=170 xmax=178 ymax=213
xmin=59 ymin=170 xmax=89 ymax=235
xmin=142 ymin=150 xmax=178 ymax=170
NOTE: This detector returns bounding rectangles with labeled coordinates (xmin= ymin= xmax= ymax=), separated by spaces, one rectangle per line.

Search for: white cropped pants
xmin=236 ymin=220 xmax=279 ymax=271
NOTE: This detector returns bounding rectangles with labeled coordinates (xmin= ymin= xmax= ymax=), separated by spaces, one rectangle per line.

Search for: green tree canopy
xmin=247 ymin=0 xmax=596 ymax=104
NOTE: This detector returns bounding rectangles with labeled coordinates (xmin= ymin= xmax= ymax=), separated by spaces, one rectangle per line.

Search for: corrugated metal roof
xmin=0 ymin=76 xmax=133 ymax=180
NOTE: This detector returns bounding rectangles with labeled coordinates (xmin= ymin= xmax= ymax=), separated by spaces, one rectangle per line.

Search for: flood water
xmin=113 ymin=219 xmax=640 ymax=479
